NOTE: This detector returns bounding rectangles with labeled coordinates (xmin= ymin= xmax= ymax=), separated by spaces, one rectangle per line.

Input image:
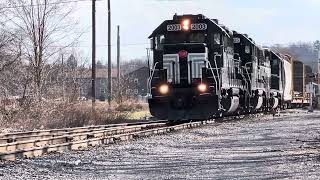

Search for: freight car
xmin=147 ymin=14 xmax=314 ymax=121
xmin=282 ymin=55 xmax=294 ymax=108
xmin=291 ymin=61 xmax=314 ymax=107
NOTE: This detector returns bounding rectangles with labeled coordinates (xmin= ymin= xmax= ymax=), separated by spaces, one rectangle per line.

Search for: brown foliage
xmin=114 ymin=101 xmax=145 ymax=112
xmin=0 ymin=101 xmax=130 ymax=132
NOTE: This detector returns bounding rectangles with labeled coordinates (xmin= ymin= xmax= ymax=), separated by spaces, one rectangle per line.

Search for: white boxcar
xmin=282 ymin=55 xmax=293 ymax=106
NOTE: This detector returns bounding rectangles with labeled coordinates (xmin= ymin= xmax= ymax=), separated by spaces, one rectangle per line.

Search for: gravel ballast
xmin=1 ymin=110 xmax=320 ymax=179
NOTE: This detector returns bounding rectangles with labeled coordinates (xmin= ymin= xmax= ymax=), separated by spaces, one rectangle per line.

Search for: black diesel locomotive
xmin=147 ymin=14 xmax=309 ymax=121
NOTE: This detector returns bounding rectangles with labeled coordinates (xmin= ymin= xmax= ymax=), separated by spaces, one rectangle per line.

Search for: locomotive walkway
xmin=1 ymin=110 xmax=320 ymax=179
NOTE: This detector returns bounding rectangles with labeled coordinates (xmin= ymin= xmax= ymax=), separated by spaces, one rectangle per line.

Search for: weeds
xmin=0 ymin=100 xmax=148 ymax=132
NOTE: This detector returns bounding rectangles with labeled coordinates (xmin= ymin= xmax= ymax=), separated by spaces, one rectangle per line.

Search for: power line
xmin=94 ymin=43 xmax=149 ymax=47
xmin=0 ymin=0 xmax=101 ymax=10
xmin=48 ymin=43 xmax=150 ymax=48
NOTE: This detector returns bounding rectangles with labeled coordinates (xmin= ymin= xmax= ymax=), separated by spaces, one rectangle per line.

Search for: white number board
xmin=167 ymin=24 xmax=181 ymax=31
xmin=167 ymin=23 xmax=207 ymax=31
xmin=233 ymin=38 xmax=240 ymax=43
xmin=191 ymin=23 xmax=207 ymax=30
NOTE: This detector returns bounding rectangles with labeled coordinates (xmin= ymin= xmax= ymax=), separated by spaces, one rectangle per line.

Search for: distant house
xmin=77 ymin=66 xmax=149 ymax=101
xmin=79 ymin=68 xmax=117 ymax=100
xmin=46 ymin=55 xmax=149 ymax=101
xmin=123 ymin=67 xmax=149 ymax=98
xmin=0 ymin=96 xmax=19 ymax=110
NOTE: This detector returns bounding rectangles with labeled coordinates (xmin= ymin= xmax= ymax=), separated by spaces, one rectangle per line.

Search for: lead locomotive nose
xmin=173 ymin=98 xmax=184 ymax=108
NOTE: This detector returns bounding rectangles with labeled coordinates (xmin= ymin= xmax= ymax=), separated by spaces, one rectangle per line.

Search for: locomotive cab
xmin=233 ymin=32 xmax=271 ymax=112
xmin=264 ymin=49 xmax=285 ymax=109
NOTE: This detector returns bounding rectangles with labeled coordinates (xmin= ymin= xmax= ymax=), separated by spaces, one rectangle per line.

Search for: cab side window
xmin=213 ymin=33 xmax=220 ymax=45
xmin=155 ymin=35 xmax=165 ymax=51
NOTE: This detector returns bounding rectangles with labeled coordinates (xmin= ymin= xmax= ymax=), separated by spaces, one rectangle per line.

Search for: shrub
xmin=0 ymin=100 xmax=133 ymax=132
xmin=114 ymin=101 xmax=146 ymax=112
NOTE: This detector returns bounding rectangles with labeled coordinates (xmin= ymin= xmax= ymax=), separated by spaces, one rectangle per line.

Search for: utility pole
xmin=307 ymin=82 xmax=314 ymax=112
xmin=318 ymin=45 xmax=320 ymax=109
xmin=107 ymin=0 xmax=112 ymax=107
xmin=318 ymin=47 xmax=320 ymax=86
xmin=92 ymin=0 xmax=96 ymax=107
xmin=61 ymin=52 xmax=65 ymax=101
xmin=146 ymin=48 xmax=151 ymax=96
xmin=146 ymin=48 xmax=151 ymax=77
xmin=117 ymin=25 xmax=120 ymax=99
xmin=314 ymin=40 xmax=320 ymax=109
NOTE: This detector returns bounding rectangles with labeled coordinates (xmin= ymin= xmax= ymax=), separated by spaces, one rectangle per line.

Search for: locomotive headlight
xmin=182 ymin=19 xmax=190 ymax=31
xmin=197 ymin=83 xmax=207 ymax=93
xmin=159 ymin=84 xmax=169 ymax=94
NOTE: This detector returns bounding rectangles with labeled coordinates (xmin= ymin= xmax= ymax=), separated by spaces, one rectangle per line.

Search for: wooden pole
xmin=117 ymin=25 xmax=120 ymax=94
xmin=107 ymin=0 xmax=112 ymax=107
xmin=92 ymin=0 xmax=96 ymax=107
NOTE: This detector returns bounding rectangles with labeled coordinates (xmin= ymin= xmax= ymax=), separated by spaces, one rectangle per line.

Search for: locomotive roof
xmin=149 ymin=14 xmax=230 ymax=38
xmin=263 ymin=49 xmax=293 ymax=63
xmin=234 ymin=32 xmax=256 ymax=46
xmin=270 ymin=50 xmax=283 ymax=60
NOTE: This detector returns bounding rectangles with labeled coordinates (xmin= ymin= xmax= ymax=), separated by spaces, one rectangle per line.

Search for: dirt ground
xmin=1 ymin=109 xmax=320 ymax=179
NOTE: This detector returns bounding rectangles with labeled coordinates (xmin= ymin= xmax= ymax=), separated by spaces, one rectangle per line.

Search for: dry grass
xmin=0 ymin=99 xmax=149 ymax=132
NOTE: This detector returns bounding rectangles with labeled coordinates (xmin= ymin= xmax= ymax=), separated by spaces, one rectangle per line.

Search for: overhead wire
xmin=0 ymin=0 xmax=150 ymax=49
xmin=48 ymin=43 xmax=150 ymax=48
xmin=0 ymin=0 xmax=101 ymax=10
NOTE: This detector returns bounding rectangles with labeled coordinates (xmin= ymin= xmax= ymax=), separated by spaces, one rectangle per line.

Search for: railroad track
xmin=0 ymin=120 xmax=167 ymax=143
xmin=0 ymin=112 xmax=284 ymax=161
xmin=0 ymin=120 xmax=215 ymax=161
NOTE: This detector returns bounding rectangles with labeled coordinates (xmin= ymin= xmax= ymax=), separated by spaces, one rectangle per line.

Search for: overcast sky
xmin=72 ymin=0 xmax=320 ymax=64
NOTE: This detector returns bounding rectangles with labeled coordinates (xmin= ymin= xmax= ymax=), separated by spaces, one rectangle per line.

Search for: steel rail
xmin=0 ymin=123 xmax=166 ymax=155
xmin=0 ymin=113 xmax=282 ymax=161
xmin=0 ymin=120 xmax=167 ymax=141
xmin=0 ymin=120 xmax=216 ymax=161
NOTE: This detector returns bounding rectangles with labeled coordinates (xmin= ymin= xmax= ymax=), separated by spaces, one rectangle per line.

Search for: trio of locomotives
xmin=148 ymin=14 xmax=314 ymax=121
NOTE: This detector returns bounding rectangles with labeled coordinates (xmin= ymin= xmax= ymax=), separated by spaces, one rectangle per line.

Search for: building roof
xmin=124 ymin=66 xmax=149 ymax=76
xmin=77 ymin=66 xmax=149 ymax=79
xmin=96 ymin=68 xmax=118 ymax=78
xmin=79 ymin=68 xmax=118 ymax=79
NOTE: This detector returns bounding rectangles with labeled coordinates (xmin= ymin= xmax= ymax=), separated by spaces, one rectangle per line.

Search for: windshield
xmin=165 ymin=32 xmax=206 ymax=44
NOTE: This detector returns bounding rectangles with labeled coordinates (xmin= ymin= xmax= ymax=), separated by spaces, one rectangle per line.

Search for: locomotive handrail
xmin=240 ymin=72 xmax=250 ymax=95
xmin=237 ymin=62 xmax=250 ymax=96
xmin=243 ymin=62 xmax=253 ymax=96
xmin=261 ymin=77 xmax=268 ymax=91
xmin=213 ymin=54 xmax=222 ymax=91
xmin=233 ymin=57 xmax=243 ymax=89
xmin=232 ymin=55 xmax=241 ymax=82
xmin=271 ymin=74 xmax=280 ymax=78
xmin=147 ymin=62 xmax=159 ymax=94
xmin=206 ymin=60 xmax=219 ymax=94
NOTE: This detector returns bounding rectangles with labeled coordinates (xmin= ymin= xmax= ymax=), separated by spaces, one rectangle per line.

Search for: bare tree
xmin=0 ymin=28 xmax=23 ymax=101
xmin=1 ymin=0 xmax=80 ymax=101
xmin=63 ymin=52 xmax=90 ymax=102
xmin=113 ymin=74 xmax=131 ymax=104
xmin=0 ymin=32 xmax=21 ymax=72
xmin=271 ymin=42 xmax=318 ymax=69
